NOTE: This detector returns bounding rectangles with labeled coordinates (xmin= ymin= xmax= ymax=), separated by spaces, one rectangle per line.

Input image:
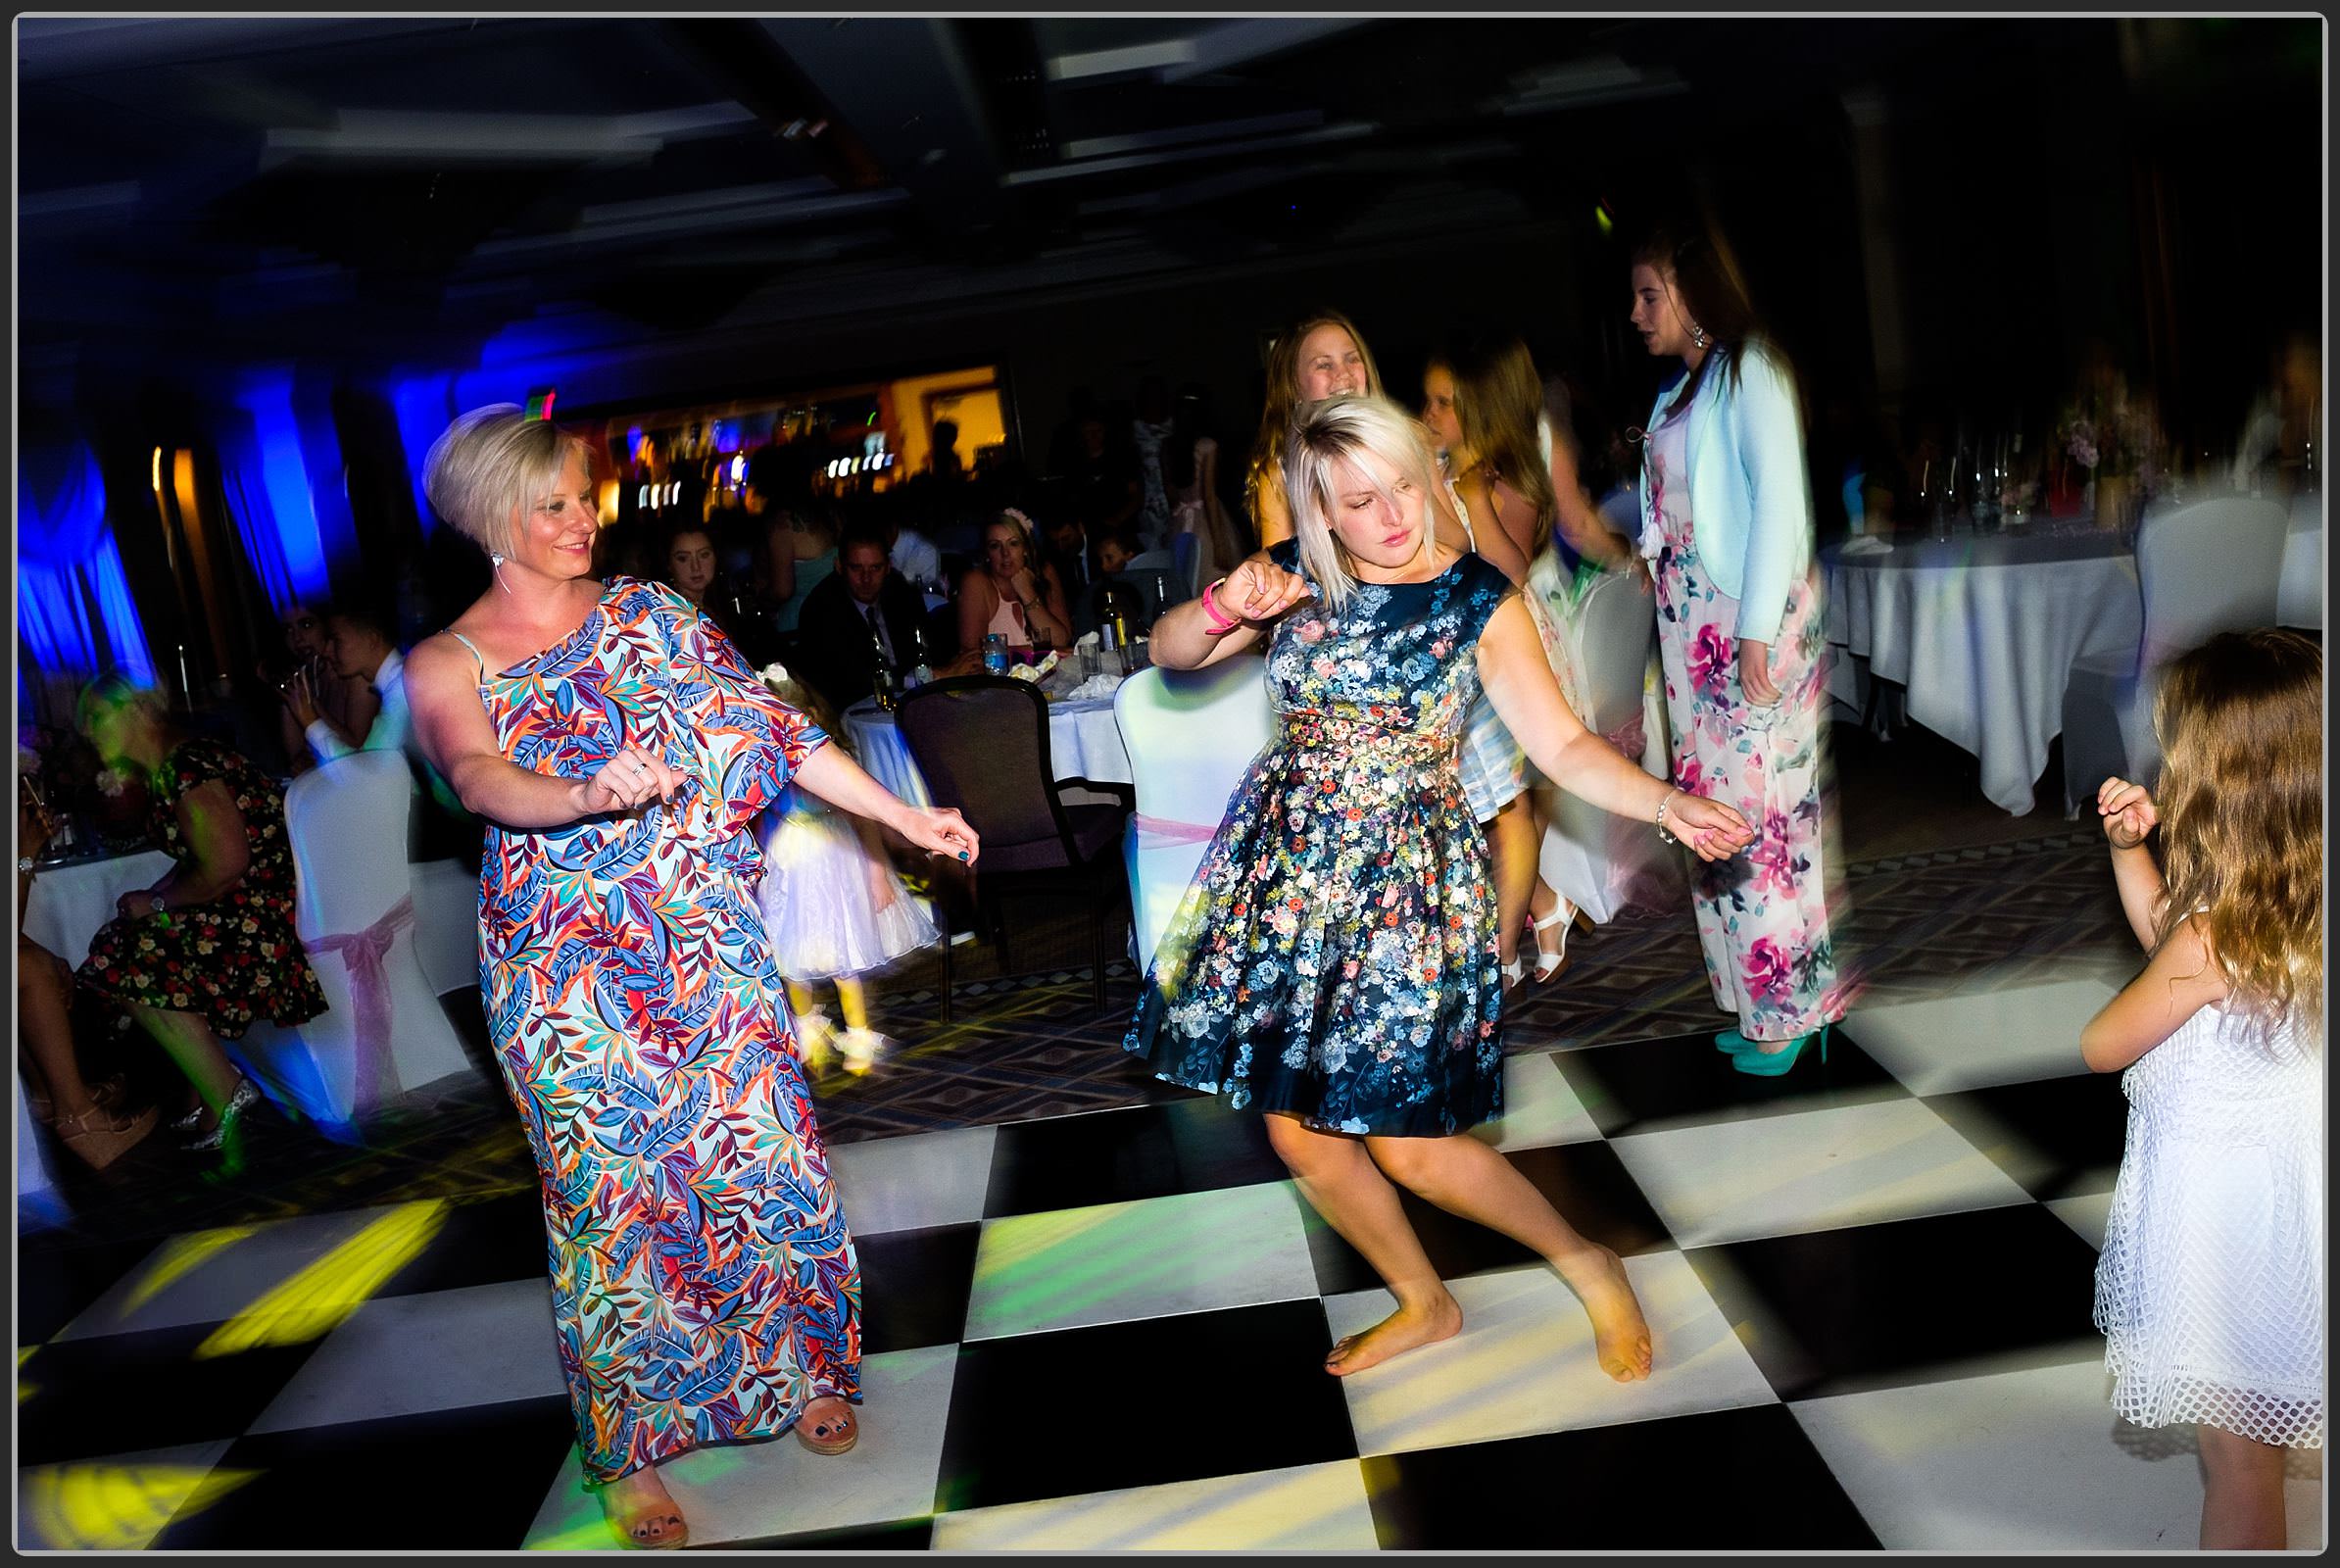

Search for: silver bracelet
xmin=1654 ymin=788 xmax=1682 ymax=846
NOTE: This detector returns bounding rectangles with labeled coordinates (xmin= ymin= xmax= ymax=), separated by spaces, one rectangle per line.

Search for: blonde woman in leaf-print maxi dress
xmin=453 ymin=576 xmax=858 ymax=1486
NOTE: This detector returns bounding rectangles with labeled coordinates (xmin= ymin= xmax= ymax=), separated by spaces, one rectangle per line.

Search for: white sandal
xmin=1527 ymin=901 xmax=1581 ymax=983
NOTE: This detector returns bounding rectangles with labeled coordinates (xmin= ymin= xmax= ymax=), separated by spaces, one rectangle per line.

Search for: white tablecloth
xmin=21 ymin=849 xmax=176 ymax=965
xmin=842 ymin=683 xmax=1134 ymax=808
xmin=1824 ymin=528 xmax=2142 ymax=814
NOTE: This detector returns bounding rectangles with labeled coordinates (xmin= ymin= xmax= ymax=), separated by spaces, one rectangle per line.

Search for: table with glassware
xmin=21 ymin=842 xmax=176 ymax=966
xmin=1822 ymin=520 xmax=2142 ymax=814
xmin=841 ymin=653 xmax=1143 ymax=808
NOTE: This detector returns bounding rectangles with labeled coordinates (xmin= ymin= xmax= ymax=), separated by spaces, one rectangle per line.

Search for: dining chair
xmin=1534 ymin=569 xmax=1682 ymax=924
xmin=2059 ymin=493 xmax=2290 ymax=811
xmin=1112 ymin=655 xmax=1275 ymax=975
xmin=892 ymin=674 xmax=1131 ymax=1016
xmin=238 ymin=751 xmax=486 ymax=1134
xmin=1170 ymin=531 xmax=1203 ymax=599
xmin=1123 ymin=552 xmax=1188 ymax=614
xmin=2275 ymin=490 xmax=2322 ymax=630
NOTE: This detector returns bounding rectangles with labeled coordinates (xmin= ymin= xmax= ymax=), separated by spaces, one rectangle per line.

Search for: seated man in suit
xmin=797 ymin=521 xmax=939 ymax=710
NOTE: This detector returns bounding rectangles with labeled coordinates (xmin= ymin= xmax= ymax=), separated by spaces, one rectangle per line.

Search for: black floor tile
xmin=16 ymin=1230 xmax=172 ymax=1345
xmin=1362 ymin=1404 xmax=1878 ymax=1549
xmin=375 ymin=1188 xmax=549 ymax=1298
xmin=856 ymin=1223 xmax=980 ymax=1353
xmin=18 ymin=1324 xmax=325 ymax=1466
xmin=1554 ymin=1026 xmax=1908 ymax=1136
xmin=151 ymin=1396 xmax=576 ymax=1549
xmin=936 ymin=1299 xmax=1354 ymax=1511
xmin=1304 ymin=1141 xmax=1672 ymax=1299
xmin=724 ymin=1516 xmax=937 ymax=1551
xmin=1922 ymin=1074 xmax=2131 ymax=1199
xmin=982 ymin=1097 xmax=1287 ymax=1218
xmin=1684 ymin=1204 xmax=2103 ymax=1400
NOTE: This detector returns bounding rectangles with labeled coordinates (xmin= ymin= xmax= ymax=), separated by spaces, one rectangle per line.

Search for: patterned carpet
xmin=27 ymin=721 xmax=2131 ymax=1241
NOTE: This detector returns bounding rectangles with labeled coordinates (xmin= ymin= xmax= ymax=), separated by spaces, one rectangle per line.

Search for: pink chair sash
xmin=1132 ymin=812 xmax=1222 ymax=848
xmin=304 ymin=894 xmax=414 ymax=1117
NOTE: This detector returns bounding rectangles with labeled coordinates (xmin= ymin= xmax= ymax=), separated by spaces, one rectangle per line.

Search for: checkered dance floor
xmin=18 ymin=956 xmax=2323 ymax=1551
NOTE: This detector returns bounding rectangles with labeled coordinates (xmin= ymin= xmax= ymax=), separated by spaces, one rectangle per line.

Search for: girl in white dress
xmin=755 ymin=664 xmax=941 ymax=1074
xmin=2083 ymin=628 xmax=2322 ymax=1550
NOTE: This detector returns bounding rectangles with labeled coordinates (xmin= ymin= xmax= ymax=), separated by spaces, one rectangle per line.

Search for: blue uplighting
xmin=17 ymin=442 xmax=155 ymax=686
xmin=235 ymin=369 xmax=332 ymax=605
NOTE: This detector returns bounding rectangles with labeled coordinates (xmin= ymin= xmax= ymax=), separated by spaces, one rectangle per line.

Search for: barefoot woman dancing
xmin=406 ymin=407 xmax=977 ymax=1547
xmin=1127 ymin=395 xmax=1752 ymax=1379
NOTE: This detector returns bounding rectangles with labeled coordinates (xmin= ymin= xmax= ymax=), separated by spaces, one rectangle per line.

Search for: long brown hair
xmin=1634 ymin=222 xmax=1776 ymax=423
xmin=2151 ymin=628 xmax=2322 ymax=1037
xmin=1435 ymin=333 xmax=1559 ymax=556
xmin=1247 ymin=310 xmax=1383 ymax=519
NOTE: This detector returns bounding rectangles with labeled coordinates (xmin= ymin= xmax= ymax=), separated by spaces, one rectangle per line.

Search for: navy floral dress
xmin=1125 ymin=541 xmax=1513 ymax=1137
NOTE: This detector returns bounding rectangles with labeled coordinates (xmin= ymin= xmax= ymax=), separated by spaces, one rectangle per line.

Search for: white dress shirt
xmin=307 ymin=648 xmax=412 ymax=763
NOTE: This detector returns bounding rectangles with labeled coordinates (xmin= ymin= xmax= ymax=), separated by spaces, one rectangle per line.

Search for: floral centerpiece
xmin=2055 ymin=391 xmax=2165 ymax=528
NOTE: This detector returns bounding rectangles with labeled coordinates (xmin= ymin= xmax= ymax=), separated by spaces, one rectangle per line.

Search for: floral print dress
xmin=456 ymin=577 xmax=857 ymax=1485
xmin=1124 ymin=541 xmax=1512 ymax=1137
xmin=1643 ymin=411 xmax=1843 ymax=1041
xmin=77 ymin=738 xmax=326 ymax=1038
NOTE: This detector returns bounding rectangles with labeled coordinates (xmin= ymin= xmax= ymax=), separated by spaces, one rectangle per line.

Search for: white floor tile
xmin=1326 ymin=1250 xmax=1777 ymax=1457
xmin=520 ymin=1344 xmax=958 ymax=1549
xmin=1791 ymin=1353 xmax=2325 ymax=1550
xmin=1609 ymin=1098 xmax=2033 ymax=1248
xmin=17 ymin=1443 xmax=243 ymax=1550
xmin=55 ymin=1203 xmax=443 ymax=1343
xmin=1472 ymin=1052 xmax=1604 ymax=1152
xmin=963 ymin=1181 xmax=1319 ymax=1342
xmin=932 ymin=1460 xmax=1381 ymax=1551
xmin=1849 ymin=975 xmax=2117 ymax=1095
xmin=2047 ymin=1191 xmax=2114 ymax=1250
xmin=831 ymin=1125 xmax=999 ymax=1237
xmin=248 ymin=1279 xmax=562 ymax=1433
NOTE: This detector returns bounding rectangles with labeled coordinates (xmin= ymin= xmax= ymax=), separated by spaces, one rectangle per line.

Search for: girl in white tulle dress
xmin=2082 ymin=629 xmax=2322 ymax=1550
xmin=756 ymin=664 xmax=940 ymax=1074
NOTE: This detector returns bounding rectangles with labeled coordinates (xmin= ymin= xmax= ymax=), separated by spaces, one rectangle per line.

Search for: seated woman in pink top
xmin=956 ymin=510 xmax=1074 ymax=655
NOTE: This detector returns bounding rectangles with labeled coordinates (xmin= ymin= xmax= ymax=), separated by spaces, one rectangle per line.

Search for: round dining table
xmin=841 ymin=663 xmax=1139 ymax=808
xmin=1823 ymin=522 xmax=2142 ymax=814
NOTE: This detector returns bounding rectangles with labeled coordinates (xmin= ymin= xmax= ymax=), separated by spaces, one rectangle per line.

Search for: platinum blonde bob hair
xmin=1280 ymin=392 xmax=1443 ymax=611
xmin=422 ymin=404 xmax=595 ymax=559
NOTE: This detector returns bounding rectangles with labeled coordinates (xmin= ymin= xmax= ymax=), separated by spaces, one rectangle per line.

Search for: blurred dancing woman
xmin=1630 ymin=223 xmax=1845 ymax=1071
xmin=1128 ymin=395 xmax=1752 ymax=1379
xmin=406 ymin=407 xmax=979 ymax=1549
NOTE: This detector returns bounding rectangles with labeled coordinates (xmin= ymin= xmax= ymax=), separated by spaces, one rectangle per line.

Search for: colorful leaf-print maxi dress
xmin=457 ymin=576 xmax=858 ymax=1484
xmin=1642 ymin=410 xmax=1844 ymax=1042
xmin=1125 ymin=542 xmax=1511 ymax=1137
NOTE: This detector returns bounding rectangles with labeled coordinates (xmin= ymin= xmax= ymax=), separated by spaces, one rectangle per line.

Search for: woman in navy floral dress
xmin=1129 ymin=395 xmax=1752 ymax=1380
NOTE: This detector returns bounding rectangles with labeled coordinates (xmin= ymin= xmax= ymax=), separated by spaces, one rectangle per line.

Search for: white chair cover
xmin=2277 ymin=490 xmax=2323 ymax=630
xmin=238 ymin=752 xmax=481 ymax=1132
xmin=1534 ymin=569 xmax=1682 ymax=924
xmin=1171 ymin=530 xmax=1203 ymax=599
xmin=409 ymin=857 xmax=482 ymax=998
xmin=1113 ymin=656 xmax=1275 ymax=973
xmin=2060 ymin=493 xmax=2291 ymax=808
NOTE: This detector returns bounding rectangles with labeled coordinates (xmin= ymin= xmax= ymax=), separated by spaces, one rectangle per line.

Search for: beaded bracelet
xmin=1199 ymin=578 xmax=1242 ymax=635
xmin=1653 ymin=787 xmax=1682 ymax=846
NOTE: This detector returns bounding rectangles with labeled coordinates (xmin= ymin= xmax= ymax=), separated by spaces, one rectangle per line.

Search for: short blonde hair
xmin=1281 ymin=393 xmax=1442 ymax=612
xmin=422 ymin=404 xmax=594 ymax=558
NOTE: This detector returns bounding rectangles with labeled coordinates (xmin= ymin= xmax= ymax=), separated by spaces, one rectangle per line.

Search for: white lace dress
xmin=2094 ymin=999 xmax=2324 ymax=1447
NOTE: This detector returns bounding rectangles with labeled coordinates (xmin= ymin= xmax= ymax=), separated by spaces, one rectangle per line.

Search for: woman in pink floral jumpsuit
xmin=1628 ymin=225 xmax=1846 ymax=1073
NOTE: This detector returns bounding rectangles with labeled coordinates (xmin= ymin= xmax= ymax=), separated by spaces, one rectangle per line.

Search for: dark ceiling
xmin=15 ymin=16 xmax=2307 ymax=381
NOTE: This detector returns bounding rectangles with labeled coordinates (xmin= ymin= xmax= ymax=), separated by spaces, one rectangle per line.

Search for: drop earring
xmin=1687 ymin=322 xmax=1709 ymax=351
xmin=490 ymin=552 xmax=514 ymax=597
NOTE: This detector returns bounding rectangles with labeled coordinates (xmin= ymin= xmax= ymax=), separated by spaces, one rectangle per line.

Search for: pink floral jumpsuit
xmin=1643 ymin=407 xmax=1845 ymax=1042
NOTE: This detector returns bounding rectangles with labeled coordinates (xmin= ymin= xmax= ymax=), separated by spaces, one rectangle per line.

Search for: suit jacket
xmin=796 ymin=571 xmax=934 ymax=710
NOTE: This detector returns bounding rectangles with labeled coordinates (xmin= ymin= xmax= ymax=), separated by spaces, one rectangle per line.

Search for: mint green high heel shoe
xmin=1714 ymin=1028 xmax=1756 ymax=1054
xmin=1730 ymin=1023 xmax=1831 ymax=1077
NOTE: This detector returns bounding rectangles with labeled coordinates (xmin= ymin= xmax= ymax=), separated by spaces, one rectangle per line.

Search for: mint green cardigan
xmin=1639 ymin=339 xmax=1815 ymax=647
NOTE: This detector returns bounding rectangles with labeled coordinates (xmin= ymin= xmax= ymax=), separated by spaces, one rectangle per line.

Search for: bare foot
xmin=1325 ymin=1292 xmax=1463 ymax=1377
xmin=1553 ymin=1245 xmax=1654 ymax=1382
xmin=594 ymin=1464 xmax=688 ymax=1550
xmin=800 ymin=1393 xmax=858 ymax=1453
